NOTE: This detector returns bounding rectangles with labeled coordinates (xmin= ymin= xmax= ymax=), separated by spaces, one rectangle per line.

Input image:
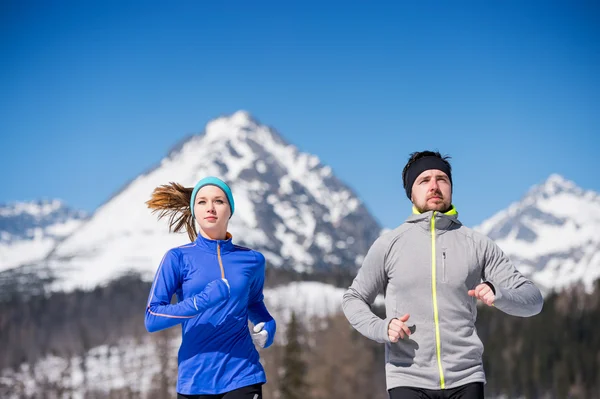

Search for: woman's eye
xmin=197 ymin=200 xmax=206 ymax=205
xmin=215 ymin=200 xmax=224 ymax=204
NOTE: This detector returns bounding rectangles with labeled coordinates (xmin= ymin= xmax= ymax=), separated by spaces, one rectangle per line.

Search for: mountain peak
xmin=529 ymin=174 xmax=581 ymax=198
xmin=545 ymin=173 xmax=570 ymax=186
xmin=34 ymin=112 xmax=382 ymax=291
xmin=475 ymin=175 xmax=600 ymax=293
xmin=208 ymin=110 xmax=258 ymax=132
xmin=228 ymin=110 xmax=256 ymax=126
xmin=199 ymin=110 xmax=264 ymax=146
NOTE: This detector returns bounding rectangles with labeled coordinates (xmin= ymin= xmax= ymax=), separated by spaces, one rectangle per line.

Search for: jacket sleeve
xmin=479 ymin=236 xmax=543 ymax=317
xmin=247 ymin=251 xmax=276 ymax=347
xmin=342 ymin=235 xmax=392 ymax=344
xmin=145 ymin=249 xmax=207 ymax=332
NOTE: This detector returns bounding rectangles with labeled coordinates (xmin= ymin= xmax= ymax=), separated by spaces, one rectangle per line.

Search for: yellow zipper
xmin=431 ymin=212 xmax=445 ymax=389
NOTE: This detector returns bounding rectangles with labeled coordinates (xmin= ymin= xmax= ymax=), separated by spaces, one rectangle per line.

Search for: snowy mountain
xmin=3 ymin=113 xmax=597 ymax=296
xmin=0 ymin=200 xmax=87 ymax=272
xmin=39 ymin=111 xmax=381 ymax=291
xmin=475 ymin=174 xmax=600 ymax=292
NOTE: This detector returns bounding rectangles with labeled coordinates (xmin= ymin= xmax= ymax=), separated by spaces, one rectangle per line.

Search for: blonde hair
xmin=146 ymin=182 xmax=198 ymax=242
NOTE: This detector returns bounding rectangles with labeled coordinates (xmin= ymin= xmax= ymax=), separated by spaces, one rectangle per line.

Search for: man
xmin=342 ymin=150 xmax=543 ymax=399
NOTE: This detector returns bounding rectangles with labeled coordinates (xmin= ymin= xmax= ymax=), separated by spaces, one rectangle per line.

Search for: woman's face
xmin=193 ymin=185 xmax=231 ymax=240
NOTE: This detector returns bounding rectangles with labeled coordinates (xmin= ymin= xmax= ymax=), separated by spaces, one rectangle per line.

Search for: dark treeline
xmin=478 ymin=279 xmax=600 ymax=399
xmin=0 ymin=273 xmax=149 ymax=371
xmin=0 ymin=273 xmax=599 ymax=398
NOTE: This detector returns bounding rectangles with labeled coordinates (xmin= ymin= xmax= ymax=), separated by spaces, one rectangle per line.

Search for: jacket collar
xmin=406 ymin=205 xmax=462 ymax=231
xmin=194 ymin=232 xmax=235 ymax=254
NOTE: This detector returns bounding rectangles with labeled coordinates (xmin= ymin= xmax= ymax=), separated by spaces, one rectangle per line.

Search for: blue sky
xmin=1 ymin=1 xmax=598 ymax=229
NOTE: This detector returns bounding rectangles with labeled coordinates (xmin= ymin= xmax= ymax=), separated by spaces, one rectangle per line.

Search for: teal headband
xmin=190 ymin=177 xmax=235 ymax=218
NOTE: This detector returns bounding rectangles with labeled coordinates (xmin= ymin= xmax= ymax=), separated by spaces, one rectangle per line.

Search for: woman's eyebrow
xmin=196 ymin=196 xmax=226 ymax=200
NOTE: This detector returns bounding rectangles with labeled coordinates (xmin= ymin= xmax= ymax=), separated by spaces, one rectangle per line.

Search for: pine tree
xmin=280 ymin=311 xmax=307 ymax=399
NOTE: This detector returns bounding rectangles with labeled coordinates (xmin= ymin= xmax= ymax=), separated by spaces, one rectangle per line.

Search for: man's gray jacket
xmin=342 ymin=207 xmax=543 ymax=390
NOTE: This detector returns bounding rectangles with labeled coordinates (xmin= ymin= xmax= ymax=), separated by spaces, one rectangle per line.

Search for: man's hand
xmin=388 ymin=313 xmax=411 ymax=343
xmin=468 ymin=283 xmax=495 ymax=306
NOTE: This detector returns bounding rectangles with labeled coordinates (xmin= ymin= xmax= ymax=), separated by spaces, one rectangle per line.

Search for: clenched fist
xmin=468 ymin=283 xmax=495 ymax=306
xmin=388 ymin=313 xmax=411 ymax=343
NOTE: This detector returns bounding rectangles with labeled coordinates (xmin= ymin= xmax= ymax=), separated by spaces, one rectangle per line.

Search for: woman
xmin=145 ymin=176 xmax=276 ymax=399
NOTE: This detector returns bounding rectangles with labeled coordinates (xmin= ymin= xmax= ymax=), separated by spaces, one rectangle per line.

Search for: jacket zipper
xmin=217 ymin=242 xmax=225 ymax=279
xmin=431 ymin=212 xmax=445 ymax=389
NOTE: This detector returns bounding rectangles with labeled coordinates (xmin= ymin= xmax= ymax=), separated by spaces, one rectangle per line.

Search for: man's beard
xmin=415 ymin=192 xmax=450 ymax=213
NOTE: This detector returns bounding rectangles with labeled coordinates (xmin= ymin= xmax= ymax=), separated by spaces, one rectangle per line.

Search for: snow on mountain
xmin=0 ymin=200 xmax=87 ymax=272
xmin=475 ymin=174 xmax=600 ymax=292
xmin=42 ymin=111 xmax=381 ymax=291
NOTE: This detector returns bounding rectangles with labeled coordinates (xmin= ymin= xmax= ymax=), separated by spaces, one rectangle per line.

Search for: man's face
xmin=411 ymin=169 xmax=452 ymax=213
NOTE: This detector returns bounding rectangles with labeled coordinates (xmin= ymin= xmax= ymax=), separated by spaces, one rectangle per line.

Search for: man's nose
xmin=429 ymin=179 xmax=439 ymax=190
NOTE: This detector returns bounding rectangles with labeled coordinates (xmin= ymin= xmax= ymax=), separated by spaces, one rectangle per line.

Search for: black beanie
xmin=403 ymin=156 xmax=452 ymax=200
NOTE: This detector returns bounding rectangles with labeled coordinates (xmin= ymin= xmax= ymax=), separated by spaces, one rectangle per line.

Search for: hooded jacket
xmin=342 ymin=207 xmax=543 ymax=390
xmin=145 ymin=233 xmax=275 ymax=395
